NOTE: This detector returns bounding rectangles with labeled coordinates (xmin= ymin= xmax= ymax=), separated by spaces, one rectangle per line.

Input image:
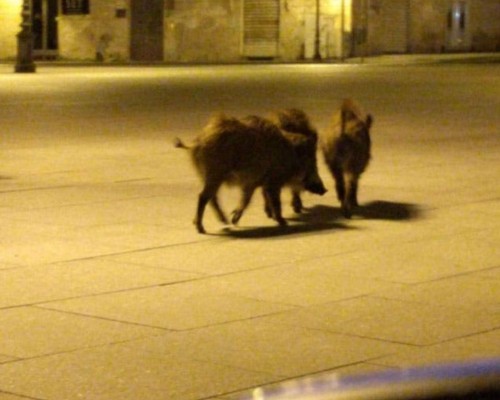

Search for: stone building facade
xmin=351 ymin=0 xmax=500 ymax=56
xmin=56 ymin=1 xmax=130 ymax=61
xmin=0 ymin=1 xmax=22 ymax=60
xmin=0 ymin=0 xmax=498 ymax=62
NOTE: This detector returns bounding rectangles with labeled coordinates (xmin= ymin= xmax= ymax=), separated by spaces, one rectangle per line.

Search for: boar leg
xmin=331 ymin=165 xmax=345 ymax=204
xmin=210 ymin=196 xmax=228 ymax=224
xmin=291 ymin=189 xmax=303 ymax=214
xmin=195 ymin=181 xmax=222 ymax=234
xmin=263 ymin=188 xmax=274 ymax=219
xmin=195 ymin=194 xmax=209 ymax=233
xmin=342 ymin=172 xmax=356 ymax=219
xmin=348 ymin=176 xmax=359 ymax=208
xmin=232 ymin=185 xmax=257 ymax=225
xmin=265 ymin=186 xmax=287 ymax=226
xmin=263 ymin=188 xmax=292 ymax=218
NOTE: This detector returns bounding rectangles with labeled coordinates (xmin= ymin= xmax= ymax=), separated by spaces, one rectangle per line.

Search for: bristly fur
xmin=175 ymin=113 xmax=325 ymax=233
xmin=321 ymin=99 xmax=373 ymax=218
xmin=269 ymin=108 xmax=323 ymax=214
xmin=274 ymin=108 xmax=318 ymax=138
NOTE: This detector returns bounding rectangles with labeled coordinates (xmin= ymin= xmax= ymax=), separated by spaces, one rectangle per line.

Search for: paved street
xmin=0 ymin=59 xmax=499 ymax=400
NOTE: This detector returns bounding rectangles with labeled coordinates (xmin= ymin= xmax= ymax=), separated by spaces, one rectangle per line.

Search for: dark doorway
xmin=32 ymin=0 xmax=58 ymax=59
xmin=130 ymin=0 xmax=164 ymax=61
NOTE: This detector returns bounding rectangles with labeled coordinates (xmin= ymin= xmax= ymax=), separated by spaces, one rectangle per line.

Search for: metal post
xmin=360 ymin=0 xmax=369 ymax=63
xmin=313 ymin=0 xmax=321 ymax=61
xmin=340 ymin=0 xmax=345 ymax=61
xmin=363 ymin=0 xmax=369 ymax=62
xmin=15 ymin=0 xmax=36 ymax=73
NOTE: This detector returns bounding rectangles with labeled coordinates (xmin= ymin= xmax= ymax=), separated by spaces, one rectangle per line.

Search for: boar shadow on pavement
xmin=291 ymin=201 xmax=421 ymax=224
xmin=212 ymin=200 xmax=421 ymax=239
xmin=356 ymin=200 xmax=422 ymax=221
xmin=218 ymin=221 xmax=352 ymax=239
xmin=216 ymin=206 xmax=352 ymax=239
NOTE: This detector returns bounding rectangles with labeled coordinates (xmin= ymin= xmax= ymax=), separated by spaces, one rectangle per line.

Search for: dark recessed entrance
xmin=130 ymin=0 xmax=164 ymax=62
xmin=32 ymin=0 xmax=59 ymax=60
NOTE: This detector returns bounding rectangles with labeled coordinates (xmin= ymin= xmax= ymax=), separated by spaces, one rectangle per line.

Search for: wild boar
xmin=175 ymin=113 xmax=326 ymax=234
xmin=321 ymin=99 xmax=373 ymax=218
xmin=269 ymin=108 xmax=322 ymax=215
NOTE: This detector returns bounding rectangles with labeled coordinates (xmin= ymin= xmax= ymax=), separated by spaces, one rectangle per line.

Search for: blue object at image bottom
xmin=244 ymin=358 xmax=500 ymax=400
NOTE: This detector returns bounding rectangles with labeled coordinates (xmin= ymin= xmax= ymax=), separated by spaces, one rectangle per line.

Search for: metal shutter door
xmin=243 ymin=0 xmax=280 ymax=58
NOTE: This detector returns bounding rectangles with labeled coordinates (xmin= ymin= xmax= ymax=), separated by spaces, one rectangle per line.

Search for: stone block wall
xmin=469 ymin=0 xmax=500 ymax=51
xmin=164 ymin=0 xmax=241 ymax=62
xmin=0 ymin=1 xmax=21 ymax=59
xmin=409 ymin=0 xmax=499 ymax=53
xmin=408 ymin=0 xmax=447 ymax=53
xmin=1 ymin=0 xmax=497 ymax=62
xmin=280 ymin=0 xmax=310 ymax=60
xmin=353 ymin=0 xmax=500 ymax=56
xmin=58 ymin=0 xmax=130 ymax=61
xmin=281 ymin=0 xmax=348 ymax=60
xmin=163 ymin=0 xmax=348 ymax=62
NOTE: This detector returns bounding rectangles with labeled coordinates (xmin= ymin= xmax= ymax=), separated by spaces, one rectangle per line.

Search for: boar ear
xmin=366 ymin=114 xmax=373 ymax=129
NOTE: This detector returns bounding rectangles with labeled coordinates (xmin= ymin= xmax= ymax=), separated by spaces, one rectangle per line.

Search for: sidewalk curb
xmin=1 ymin=53 xmax=499 ymax=69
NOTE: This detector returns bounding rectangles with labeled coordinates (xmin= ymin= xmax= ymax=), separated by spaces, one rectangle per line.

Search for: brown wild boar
xmin=321 ymin=99 xmax=373 ymax=218
xmin=269 ymin=108 xmax=321 ymax=215
xmin=175 ymin=114 xmax=326 ymax=234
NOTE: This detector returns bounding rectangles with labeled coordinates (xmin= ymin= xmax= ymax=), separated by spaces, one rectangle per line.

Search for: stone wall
xmin=164 ymin=0 xmax=348 ymax=62
xmin=408 ymin=0 xmax=447 ymax=53
xmin=280 ymin=0 xmax=309 ymax=60
xmin=353 ymin=0 xmax=500 ymax=56
xmin=58 ymin=0 xmax=130 ymax=61
xmin=0 ymin=1 xmax=21 ymax=60
xmin=164 ymin=0 xmax=241 ymax=63
xmin=0 ymin=0 xmax=497 ymax=62
xmin=280 ymin=0 xmax=349 ymax=60
xmin=409 ymin=0 xmax=499 ymax=53
xmin=469 ymin=0 xmax=500 ymax=52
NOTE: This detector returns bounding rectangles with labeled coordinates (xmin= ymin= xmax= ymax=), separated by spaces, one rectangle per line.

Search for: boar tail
xmin=174 ymin=137 xmax=191 ymax=150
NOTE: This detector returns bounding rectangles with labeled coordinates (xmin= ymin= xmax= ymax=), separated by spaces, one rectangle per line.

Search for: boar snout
xmin=302 ymin=167 xmax=327 ymax=195
xmin=304 ymin=179 xmax=327 ymax=195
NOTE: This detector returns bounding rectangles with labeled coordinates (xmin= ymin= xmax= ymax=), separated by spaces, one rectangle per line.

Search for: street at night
xmin=0 ymin=59 xmax=499 ymax=399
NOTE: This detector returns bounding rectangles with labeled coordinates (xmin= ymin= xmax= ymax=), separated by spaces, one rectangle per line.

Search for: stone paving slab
xmin=105 ymin=237 xmax=310 ymax=275
xmin=478 ymin=266 xmax=500 ymax=280
xmin=116 ymin=320 xmax=409 ymax=377
xmin=260 ymin=296 xmax=500 ymax=346
xmin=40 ymin=284 xmax=295 ymax=331
xmin=376 ymin=329 xmax=500 ymax=367
xmin=0 ymin=259 xmax=201 ymax=308
xmin=380 ymin=274 xmax=500 ymax=314
xmin=0 ymin=344 xmax=275 ymax=400
xmin=0 ymin=394 xmax=30 ymax=400
xmin=0 ymin=306 xmax=165 ymax=359
xmin=299 ymin=227 xmax=499 ymax=284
